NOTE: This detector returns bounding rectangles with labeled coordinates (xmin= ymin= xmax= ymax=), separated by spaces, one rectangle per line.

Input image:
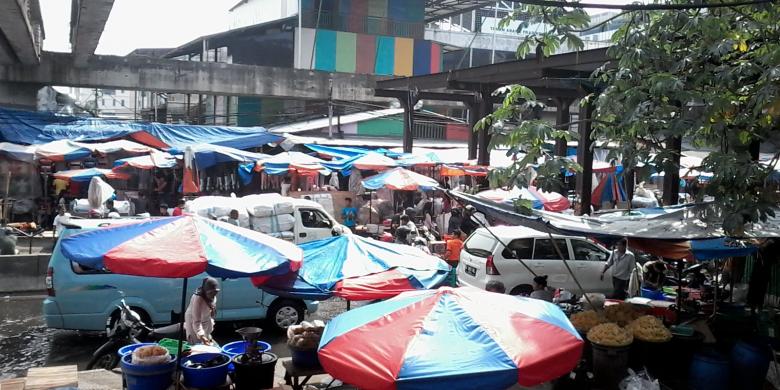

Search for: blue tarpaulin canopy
xmin=304 ymin=144 xmax=372 ymax=160
xmin=0 ymin=106 xmax=282 ymax=149
xmin=168 ymin=144 xmax=269 ymax=170
xmin=690 ymin=238 xmax=758 ymax=260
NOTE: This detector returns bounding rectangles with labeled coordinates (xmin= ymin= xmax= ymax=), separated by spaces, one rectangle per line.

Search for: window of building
xmin=121 ymin=99 xmax=125 ymax=106
xmin=112 ymin=99 xmax=116 ymax=107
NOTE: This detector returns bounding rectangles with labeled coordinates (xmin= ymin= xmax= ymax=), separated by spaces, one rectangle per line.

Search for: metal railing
xmin=413 ymin=121 xmax=446 ymax=140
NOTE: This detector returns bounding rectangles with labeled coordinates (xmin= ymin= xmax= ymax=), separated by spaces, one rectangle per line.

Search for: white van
xmin=457 ymin=226 xmax=631 ymax=296
xmin=187 ymin=194 xmax=345 ymax=245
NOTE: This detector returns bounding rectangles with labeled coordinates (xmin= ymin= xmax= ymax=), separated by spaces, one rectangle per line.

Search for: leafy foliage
xmin=481 ymin=1 xmax=780 ymax=233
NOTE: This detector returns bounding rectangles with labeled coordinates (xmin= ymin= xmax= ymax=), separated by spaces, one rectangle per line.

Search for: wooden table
xmin=281 ymin=359 xmax=332 ymax=390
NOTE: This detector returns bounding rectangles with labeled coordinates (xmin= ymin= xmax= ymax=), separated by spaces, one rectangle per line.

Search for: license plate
xmin=465 ymin=265 xmax=477 ymax=276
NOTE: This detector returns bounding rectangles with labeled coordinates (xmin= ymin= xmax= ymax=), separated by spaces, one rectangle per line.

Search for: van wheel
xmin=266 ymin=299 xmax=305 ymax=331
xmin=510 ymin=284 xmax=533 ymax=296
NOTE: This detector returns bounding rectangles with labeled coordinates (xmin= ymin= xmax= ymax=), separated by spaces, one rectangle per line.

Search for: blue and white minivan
xmin=43 ymin=219 xmax=318 ymax=332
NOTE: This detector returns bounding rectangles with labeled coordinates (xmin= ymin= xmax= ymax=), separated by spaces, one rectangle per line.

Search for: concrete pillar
xmin=399 ymin=94 xmax=418 ymax=153
xmin=553 ymin=97 xmax=573 ymax=157
xmin=476 ymin=88 xmax=493 ymax=166
xmin=662 ymin=136 xmax=682 ymax=206
xmin=0 ymin=82 xmax=42 ymax=110
xmin=575 ymin=101 xmax=594 ymax=215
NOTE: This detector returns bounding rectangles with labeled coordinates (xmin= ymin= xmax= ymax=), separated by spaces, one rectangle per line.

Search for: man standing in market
xmin=601 ymin=238 xmax=635 ymax=300
xmin=341 ymin=197 xmax=357 ymax=231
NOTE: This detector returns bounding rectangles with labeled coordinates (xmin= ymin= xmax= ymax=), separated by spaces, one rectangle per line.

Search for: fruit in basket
xmin=627 ymin=315 xmax=672 ymax=342
xmin=604 ymin=303 xmax=641 ymax=326
xmin=569 ymin=310 xmax=607 ymax=333
xmin=587 ymin=323 xmax=633 ymax=347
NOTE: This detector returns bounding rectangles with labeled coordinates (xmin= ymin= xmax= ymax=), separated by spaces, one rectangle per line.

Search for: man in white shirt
xmin=601 ymin=238 xmax=635 ymax=300
xmin=52 ymin=206 xmax=71 ymax=237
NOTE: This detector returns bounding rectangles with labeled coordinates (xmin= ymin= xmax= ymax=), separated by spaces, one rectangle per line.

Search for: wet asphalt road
xmin=0 ymin=294 xmax=354 ymax=379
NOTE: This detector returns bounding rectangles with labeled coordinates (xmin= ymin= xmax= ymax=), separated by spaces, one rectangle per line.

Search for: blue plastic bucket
xmin=221 ymin=340 xmax=272 ymax=372
xmin=117 ymin=343 xmax=156 ymax=358
xmin=730 ymin=339 xmax=771 ymax=390
xmin=689 ymin=350 xmax=730 ymax=390
xmin=120 ymin=353 xmax=175 ymax=390
xmin=180 ymin=352 xmax=231 ymax=389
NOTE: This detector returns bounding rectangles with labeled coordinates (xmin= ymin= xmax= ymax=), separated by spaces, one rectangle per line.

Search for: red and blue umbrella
xmin=477 ymin=186 xmax=571 ymax=212
xmin=318 ymin=286 xmax=583 ymax=390
xmin=60 ymin=215 xmax=302 ymax=279
xmin=253 ymin=235 xmax=450 ymax=300
xmin=362 ymin=167 xmax=439 ymax=191
xmin=52 ymin=168 xmax=130 ymax=182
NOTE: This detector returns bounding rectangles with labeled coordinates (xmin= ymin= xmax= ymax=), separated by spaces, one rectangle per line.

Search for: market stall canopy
xmin=318 ymin=286 xmax=583 ymax=389
xmin=477 ymin=186 xmax=570 ymax=212
xmin=113 ymin=152 xmax=178 ymax=170
xmin=350 ymin=152 xmax=397 ymax=171
xmin=304 ymin=144 xmax=372 ymax=160
xmin=169 ymin=144 xmax=269 ymax=170
xmin=253 ymin=235 xmax=450 ymax=300
xmin=60 ymin=215 xmax=303 ymax=278
xmin=52 ymin=168 xmax=130 ymax=182
xmin=254 ymin=151 xmax=329 ymax=175
xmin=396 ymin=151 xmax=442 ymax=167
xmin=628 ymin=237 xmax=758 ymax=260
xmin=362 ymin=167 xmax=439 ymax=191
xmin=0 ymin=142 xmax=37 ymax=163
xmin=0 ymin=106 xmax=282 ymax=150
xmin=34 ymin=140 xmax=93 ymax=162
xmin=439 ymin=164 xmax=489 ymax=177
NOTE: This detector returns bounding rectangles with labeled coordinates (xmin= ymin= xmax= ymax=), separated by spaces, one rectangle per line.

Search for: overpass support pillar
xmin=553 ymin=97 xmax=574 ymax=157
xmin=476 ymin=87 xmax=493 ymax=166
xmin=399 ymin=91 xmax=419 ymax=154
xmin=575 ymin=100 xmax=594 ymax=215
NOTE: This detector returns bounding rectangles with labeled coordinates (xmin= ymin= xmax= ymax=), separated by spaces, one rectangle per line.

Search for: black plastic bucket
xmin=629 ymin=338 xmax=671 ymax=378
xmin=591 ymin=342 xmax=631 ymax=389
xmin=232 ymin=352 xmax=277 ymax=390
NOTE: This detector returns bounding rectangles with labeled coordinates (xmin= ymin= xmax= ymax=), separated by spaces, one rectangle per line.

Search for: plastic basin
xmin=180 ymin=352 xmax=230 ymax=389
xmin=221 ymin=340 xmax=271 ymax=372
xmin=117 ymin=343 xmax=156 ymax=358
xmin=120 ymin=353 xmax=175 ymax=390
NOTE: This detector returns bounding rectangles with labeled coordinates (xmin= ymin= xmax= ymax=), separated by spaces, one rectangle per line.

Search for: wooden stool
xmin=281 ymin=359 xmax=330 ymax=390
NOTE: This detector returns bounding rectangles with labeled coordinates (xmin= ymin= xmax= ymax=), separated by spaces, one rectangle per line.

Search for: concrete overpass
xmin=70 ymin=0 xmax=115 ymax=65
xmin=0 ymin=51 xmax=383 ymax=106
xmin=0 ymin=0 xmax=44 ymax=65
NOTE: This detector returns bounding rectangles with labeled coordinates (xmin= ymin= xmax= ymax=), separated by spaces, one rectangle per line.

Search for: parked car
xmin=43 ymin=219 xmax=318 ymax=333
xmin=457 ymin=226 xmax=636 ymax=296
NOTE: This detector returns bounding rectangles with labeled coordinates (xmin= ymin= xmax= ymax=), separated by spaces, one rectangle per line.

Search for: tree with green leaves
xmin=481 ymin=1 xmax=780 ymax=235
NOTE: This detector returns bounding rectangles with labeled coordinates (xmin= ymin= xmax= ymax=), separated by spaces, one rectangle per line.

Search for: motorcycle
xmin=86 ymin=299 xmax=181 ymax=370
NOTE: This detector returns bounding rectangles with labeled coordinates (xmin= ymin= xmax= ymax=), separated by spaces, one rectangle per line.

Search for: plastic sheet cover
xmin=0 ymin=106 xmax=281 ymax=149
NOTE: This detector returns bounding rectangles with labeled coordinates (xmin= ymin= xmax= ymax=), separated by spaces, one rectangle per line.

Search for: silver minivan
xmin=457 ymin=226 xmax=620 ymax=295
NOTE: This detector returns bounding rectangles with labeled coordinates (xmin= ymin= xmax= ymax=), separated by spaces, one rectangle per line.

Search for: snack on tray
xmin=604 ymin=303 xmax=641 ymax=326
xmin=587 ymin=323 xmax=633 ymax=347
xmin=627 ymin=315 xmax=672 ymax=343
xmin=569 ymin=310 xmax=607 ymax=333
xmin=286 ymin=320 xmax=326 ymax=351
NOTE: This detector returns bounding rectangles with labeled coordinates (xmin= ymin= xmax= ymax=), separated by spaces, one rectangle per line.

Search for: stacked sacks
xmin=185 ymin=196 xmax=250 ymax=228
xmin=241 ymin=194 xmax=296 ymax=241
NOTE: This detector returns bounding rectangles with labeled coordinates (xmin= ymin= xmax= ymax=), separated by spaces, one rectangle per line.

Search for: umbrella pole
xmin=347 ymin=299 xmax=351 ymax=311
xmin=176 ymin=277 xmax=188 ymax=387
xmin=369 ymin=191 xmax=372 ymax=224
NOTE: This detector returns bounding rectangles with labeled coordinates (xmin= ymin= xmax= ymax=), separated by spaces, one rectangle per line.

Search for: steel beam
xmin=576 ymin=101 xmax=594 ymax=215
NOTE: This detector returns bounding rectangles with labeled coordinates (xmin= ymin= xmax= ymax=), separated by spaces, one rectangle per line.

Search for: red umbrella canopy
xmin=60 ymin=215 xmax=303 ymax=278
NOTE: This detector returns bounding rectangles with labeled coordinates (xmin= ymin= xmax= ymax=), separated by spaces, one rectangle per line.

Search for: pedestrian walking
xmin=601 ymin=238 xmax=635 ymax=299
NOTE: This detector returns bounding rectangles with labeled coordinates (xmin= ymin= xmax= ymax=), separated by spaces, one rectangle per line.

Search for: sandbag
xmin=185 ymin=196 xmax=249 ymax=227
xmin=274 ymin=201 xmax=294 ymax=215
xmin=251 ymin=214 xmax=295 ymax=233
xmin=241 ymin=194 xmax=284 ymax=217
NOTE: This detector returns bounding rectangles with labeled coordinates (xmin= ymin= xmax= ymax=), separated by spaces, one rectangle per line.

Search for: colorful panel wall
xmin=297 ymin=28 xmax=442 ymax=77
xmin=357 ymin=118 xmax=403 ymax=137
xmin=445 ymin=123 xmax=471 ymax=141
xmin=367 ymin=0 xmax=388 ymax=17
xmin=314 ymin=29 xmax=337 ymax=71
xmin=335 ymin=32 xmax=357 ymax=73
